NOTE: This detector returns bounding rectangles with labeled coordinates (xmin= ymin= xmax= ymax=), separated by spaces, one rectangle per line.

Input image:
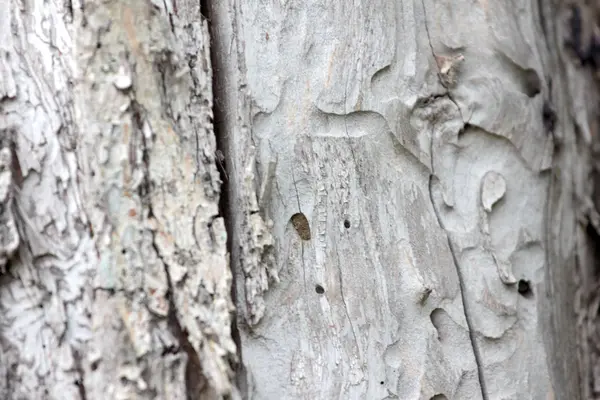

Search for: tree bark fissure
xmin=72 ymin=348 xmax=89 ymax=400
xmin=427 ymin=174 xmax=488 ymax=400
xmin=420 ymin=4 xmax=487 ymax=396
xmin=201 ymin=5 xmax=250 ymax=397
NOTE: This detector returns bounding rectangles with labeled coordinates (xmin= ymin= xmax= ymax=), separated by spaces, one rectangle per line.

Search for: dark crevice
xmin=564 ymin=4 xmax=600 ymax=70
xmin=536 ymin=0 xmax=547 ymax=39
xmin=152 ymin=237 xmax=205 ymax=400
xmin=542 ymin=100 xmax=557 ymax=137
xmin=586 ymin=222 xmax=600 ymax=280
xmin=162 ymin=0 xmax=175 ymax=33
xmin=72 ymin=349 xmax=88 ymax=400
xmin=65 ymin=0 xmax=74 ymax=22
xmin=201 ymin=0 xmax=244 ymax=393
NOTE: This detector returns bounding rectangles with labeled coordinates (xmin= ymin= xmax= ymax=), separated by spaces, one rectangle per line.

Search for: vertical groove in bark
xmin=560 ymin=0 xmax=600 ymax=395
xmin=428 ymin=175 xmax=489 ymax=400
xmin=202 ymin=0 xmax=246 ymax=391
xmin=420 ymin=4 xmax=487 ymax=397
xmin=208 ymin=0 xmax=279 ymax=337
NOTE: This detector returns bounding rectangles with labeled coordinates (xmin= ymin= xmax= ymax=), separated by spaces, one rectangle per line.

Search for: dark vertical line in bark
xmin=428 ymin=175 xmax=488 ymax=400
xmin=420 ymin=0 xmax=487 ymax=395
xmin=200 ymin=0 xmax=245 ymax=396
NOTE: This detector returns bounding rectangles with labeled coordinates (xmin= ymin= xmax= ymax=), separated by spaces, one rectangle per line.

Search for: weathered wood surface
xmin=212 ymin=0 xmax=585 ymax=399
xmin=1 ymin=0 xmax=596 ymax=398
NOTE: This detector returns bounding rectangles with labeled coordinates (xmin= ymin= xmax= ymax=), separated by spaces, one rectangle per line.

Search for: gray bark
xmin=0 ymin=0 xmax=237 ymax=399
xmin=1 ymin=0 xmax=597 ymax=399
xmin=211 ymin=0 xmax=586 ymax=399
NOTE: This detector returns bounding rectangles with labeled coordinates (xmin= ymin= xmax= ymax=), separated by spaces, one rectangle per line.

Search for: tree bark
xmin=0 ymin=0 xmax=237 ymax=399
xmin=1 ymin=0 xmax=597 ymax=399
xmin=211 ymin=0 xmax=586 ymax=399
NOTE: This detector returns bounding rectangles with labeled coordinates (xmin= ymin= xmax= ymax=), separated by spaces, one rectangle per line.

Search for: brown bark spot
xmin=290 ymin=213 xmax=310 ymax=240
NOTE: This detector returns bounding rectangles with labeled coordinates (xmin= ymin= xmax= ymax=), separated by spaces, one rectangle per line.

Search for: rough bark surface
xmin=563 ymin=1 xmax=600 ymax=398
xmin=1 ymin=0 xmax=596 ymax=399
xmin=0 ymin=0 xmax=236 ymax=399
xmin=211 ymin=0 xmax=584 ymax=399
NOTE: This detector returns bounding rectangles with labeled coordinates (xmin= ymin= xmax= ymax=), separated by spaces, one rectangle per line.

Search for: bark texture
xmin=0 ymin=0 xmax=236 ymax=399
xmin=211 ymin=0 xmax=584 ymax=399
xmin=1 ymin=0 xmax=597 ymax=399
xmin=564 ymin=1 xmax=600 ymax=398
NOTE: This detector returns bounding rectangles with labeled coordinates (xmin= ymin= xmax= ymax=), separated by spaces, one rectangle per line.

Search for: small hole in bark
xmin=542 ymin=102 xmax=556 ymax=133
xmin=91 ymin=360 xmax=99 ymax=371
xmin=121 ymin=249 xmax=126 ymax=254
xmin=315 ymin=284 xmax=325 ymax=294
xmin=430 ymin=308 xmax=446 ymax=341
xmin=430 ymin=395 xmax=448 ymax=400
xmin=380 ymin=381 xmax=384 ymax=385
xmin=290 ymin=213 xmax=311 ymax=240
xmin=517 ymin=279 xmax=533 ymax=297
xmin=344 ymin=219 xmax=351 ymax=228
xmin=523 ymin=69 xmax=541 ymax=97
xmin=91 ymin=170 xmax=96 ymax=177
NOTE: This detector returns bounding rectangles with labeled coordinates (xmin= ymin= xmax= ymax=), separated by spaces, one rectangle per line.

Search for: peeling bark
xmin=0 ymin=0 xmax=236 ymax=398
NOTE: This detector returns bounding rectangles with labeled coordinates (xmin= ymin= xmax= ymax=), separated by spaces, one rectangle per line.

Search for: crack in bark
xmin=64 ymin=0 xmax=74 ymax=22
xmin=73 ymin=349 xmax=88 ymax=400
xmin=427 ymin=175 xmax=488 ymax=400
xmin=150 ymin=236 xmax=206 ymax=400
xmin=334 ymin=246 xmax=361 ymax=359
xmin=420 ymin=1 xmax=487 ymax=396
xmin=420 ymin=0 xmax=465 ymax=123
xmin=162 ymin=0 xmax=175 ymax=33
xmin=200 ymin=0 xmax=243 ymax=394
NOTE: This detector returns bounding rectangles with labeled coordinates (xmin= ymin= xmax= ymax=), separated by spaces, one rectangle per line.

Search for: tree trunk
xmin=211 ymin=0 xmax=586 ymax=399
xmin=0 ymin=0 xmax=596 ymax=399
xmin=0 ymin=1 xmax=237 ymax=399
